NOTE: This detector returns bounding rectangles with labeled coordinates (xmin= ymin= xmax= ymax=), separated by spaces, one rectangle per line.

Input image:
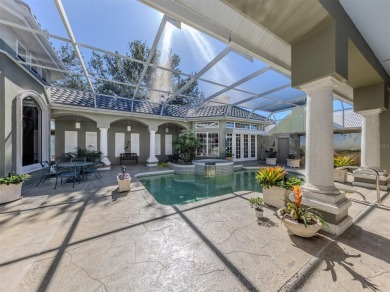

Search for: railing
xmin=336 ymin=166 xmax=382 ymax=204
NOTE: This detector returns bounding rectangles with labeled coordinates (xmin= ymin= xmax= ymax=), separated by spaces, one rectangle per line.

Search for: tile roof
xmin=50 ymin=87 xmax=268 ymax=122
xmin=333 ymin=110 xmax=363 ymax=128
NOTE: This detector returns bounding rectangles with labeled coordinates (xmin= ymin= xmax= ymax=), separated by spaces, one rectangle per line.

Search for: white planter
xmin=255 ymin=209 xmax=264 ymax=219
xmin=0 ymin=183 xmax=22 ymax=204
xmin=334 ymin=169 xmax=348 ymax=183
xmin=117 ymin=176 xmax=131 ymax=192
xmin=265 ymin=158 xmax=277 ymax=165
xmin=262 ymin=186 xmax=288 ymax=209
xmin=287 ymin=159 xmax=300 ymax=168
xmin=277 ymin=209 xmax=322 ymax=237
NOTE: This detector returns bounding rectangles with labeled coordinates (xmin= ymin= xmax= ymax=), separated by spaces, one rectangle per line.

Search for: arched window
xmin=22 ymin=97 xmax=41 ymax=166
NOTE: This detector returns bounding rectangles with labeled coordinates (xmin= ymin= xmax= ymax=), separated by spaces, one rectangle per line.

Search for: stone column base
xmin=294 ymin=184 xmax=353 ymax=235
xmin=352 ymin=169 xmax=390 ymax=190
xmin=100 ymin=157 xmax=111 ymax=170
xmin=147 ymin=157 xmax=158 ymax=167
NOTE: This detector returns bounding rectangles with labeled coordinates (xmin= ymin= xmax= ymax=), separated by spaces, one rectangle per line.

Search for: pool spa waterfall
xmin=193 ymin=159 xmax=234 ymax=176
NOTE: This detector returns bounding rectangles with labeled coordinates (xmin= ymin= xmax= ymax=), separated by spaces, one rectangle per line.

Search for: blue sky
xmin=24 ymin=0 xmax=351 ymax=117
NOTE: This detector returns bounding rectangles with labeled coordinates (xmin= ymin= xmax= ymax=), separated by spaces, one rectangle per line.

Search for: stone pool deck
xmin=0 ymin=164 xmax=389 ymax=291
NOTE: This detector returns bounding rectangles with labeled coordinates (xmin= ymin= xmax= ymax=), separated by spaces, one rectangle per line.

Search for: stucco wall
xmin=0 ymin=53 xmax=47 ymax=177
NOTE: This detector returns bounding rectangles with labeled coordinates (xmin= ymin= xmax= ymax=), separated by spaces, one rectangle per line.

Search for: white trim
xmin=15 ymin=91 xmax=50 ymax=174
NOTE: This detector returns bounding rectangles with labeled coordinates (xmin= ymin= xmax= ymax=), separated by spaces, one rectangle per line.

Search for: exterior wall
xmin=0 ymin=53 xmax=47 ymax=177
xmin=54 ymin=119 xmax=100 ymax=160
xmin=380 ymin=101 xmax=390 ymax=173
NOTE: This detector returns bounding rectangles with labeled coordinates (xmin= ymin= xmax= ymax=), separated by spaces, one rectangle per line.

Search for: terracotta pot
xmin=0 ymin=183 xmax=22 ymax=204
xmin=262 ymin=186 xmax=288 ymax=209
xmin=266 ymin=158 xmax=277 ymax=165
xmin=277 ymin=209 xmax=322 ymax=237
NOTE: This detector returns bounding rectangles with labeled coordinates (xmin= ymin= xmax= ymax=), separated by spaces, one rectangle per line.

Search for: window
xmin=17 ymin=41 xmax=27 ymax=62
xmin=196 ymin=132 xmax=219 ymax=156
xmin=30 ymin=56 xmax=40 ymax=75
xmin=196 ymin=121 xmax=219 ymax=128
xmin=236 ymin=123 xmax=250 ymax=129
xmin=226 ymin=133 xmax=232 ymax=153
xmin=23 ymin=98 xmax=40 ymax=166
xmin=226 ymin=122 xmax=259 ymax=130
xmin=226 ymin=122 xmax=234 ymax=128
xmin=41 ymin=69 xmax=48 ymax=82
xmin=251 ymin=124 xmax=258 ymax=130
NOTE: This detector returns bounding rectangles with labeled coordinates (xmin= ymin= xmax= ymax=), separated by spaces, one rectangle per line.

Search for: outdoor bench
xmin=120 ymin=153 xmax=138 ymax=164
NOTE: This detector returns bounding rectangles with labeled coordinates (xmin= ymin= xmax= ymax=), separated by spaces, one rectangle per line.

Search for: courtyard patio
xmin=0 ymin=165 xmax=389 ymax=291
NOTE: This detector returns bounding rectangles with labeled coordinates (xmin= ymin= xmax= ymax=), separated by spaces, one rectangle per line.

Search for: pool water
xmin=140 ymin=171 xmax=259 ymax=205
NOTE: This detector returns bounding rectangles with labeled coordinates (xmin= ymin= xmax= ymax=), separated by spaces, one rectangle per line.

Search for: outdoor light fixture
xmin=75 ymin=122 xmax=81 ymax=129
xmin=166 ymin=127 xmax=169 ymax=133
xmin=127 ymin=125 xmax=132 ymax=132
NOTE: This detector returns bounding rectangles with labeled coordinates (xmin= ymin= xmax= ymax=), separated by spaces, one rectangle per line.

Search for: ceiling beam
xmin=54 ymin=0 xmax=96 ymax=107
xmin=162 ymin=46 xmax=231 ymax=105
xmin=232 ymin=83 xmax=290 ymax=106
xmin=197 ymin=65 xmax=271 ymax=106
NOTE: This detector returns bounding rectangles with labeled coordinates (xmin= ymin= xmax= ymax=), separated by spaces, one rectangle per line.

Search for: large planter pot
xmin=262 ymin=186 xmax=288 ymax=209
xmin=334 ymin=169 xmax=348 ymax=183
xmin=277 ymin=209 xmax=322 ymax=237
xmin=117 ymin=175 xmax=131 ymax=192
xmin=0 ymin=183 xmax=22 ymax=204
xmin=226 ymin=157 xmax=233 ymax=161
xmin=265 ymin=158 xmax=277 ymax=165
xmin=287 ymin=159 xmax=300 ymax=168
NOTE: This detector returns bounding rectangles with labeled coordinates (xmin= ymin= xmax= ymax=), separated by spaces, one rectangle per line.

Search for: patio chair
xmin=36 ymin=161 xmax=53 ymax=186
xmin=83 ymin=159 xmax=102 ymax=180
xmin=54 ymin=163 xmax=80 ymax=189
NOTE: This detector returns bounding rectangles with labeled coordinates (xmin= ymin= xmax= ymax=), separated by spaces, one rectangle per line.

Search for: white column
xmin=359 ymin=109 xmax=382 ymax=168
xmin=99 ymin=128 xmax=111 ymax=166
xmin=147 ymin=130 xmax=159 ymax=166
xmin=299 ymin=76 xmax=352 ymax=235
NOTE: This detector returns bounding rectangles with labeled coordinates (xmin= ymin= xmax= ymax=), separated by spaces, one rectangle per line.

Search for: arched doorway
xmin=22 ymin=97 xmax=41 ymax=166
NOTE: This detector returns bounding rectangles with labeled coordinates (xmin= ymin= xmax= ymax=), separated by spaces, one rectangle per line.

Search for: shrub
xmin=157 ymin=162 xmax=169 ymax=167
xmin=334 ymin=154 xmax=357 ymax=168
xmin=283 ymin=176 xmax=303 ymax=190
xmin=0 ymin=174 xmax=30 ymax=185
xmin=249 ymin=197 xmax=265 ymax=211
xmin=172 ymin=130 xmax=201 ymax=163
xmin=256 ymin=166 xmax=286 ymax=190
xmin=64 ymin=147 xmax=103 ymax=162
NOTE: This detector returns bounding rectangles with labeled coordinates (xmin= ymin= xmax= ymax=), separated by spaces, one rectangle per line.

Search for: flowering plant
xmin=282 ymin=186 xmax=326 ymax=228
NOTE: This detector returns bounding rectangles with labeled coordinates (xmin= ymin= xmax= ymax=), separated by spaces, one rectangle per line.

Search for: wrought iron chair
xmin=83 ymin=159 xmax=102 ymax=180
xmin=54 ymin=163 xmax=80 ymax=189
xmin=36 ymin=161 xmax=54 ymax=186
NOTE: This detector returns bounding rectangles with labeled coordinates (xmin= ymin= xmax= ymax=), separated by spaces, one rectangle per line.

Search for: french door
xmin=234 ymin=134 xmax=257 ymax=161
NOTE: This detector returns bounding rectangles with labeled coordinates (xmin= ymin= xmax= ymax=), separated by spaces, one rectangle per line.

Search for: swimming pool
xmin=140 ymin=171 xmax=258 ymax=205
xmin=140 ymin=171 xmax=303 ymax=205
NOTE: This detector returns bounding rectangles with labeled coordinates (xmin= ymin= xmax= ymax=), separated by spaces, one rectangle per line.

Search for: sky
xmin=23 ymin=0 xmax=351 ymax=118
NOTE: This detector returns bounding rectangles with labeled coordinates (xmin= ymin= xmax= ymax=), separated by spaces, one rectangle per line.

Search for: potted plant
xmin=249 ymin=197 xmax=265 ymax=219
xmin=334 ymin=154 xmax=357 ymax=183
xmin=0 ymin=173 xmax=30 ymax=204
xmin=225 ymin=149 xmax=234 ymax=161
xmin=277 ymin=186 xmax=326 ymax=237
xmin=287 ymin=154 xmax=300 ymax=168
xmin=117 ymin=166 xmax=131 ymax=192
xmin=265 ymin=148 xmax=278 ymax=165
xmin=256 ymin=166 xmax=286 ymax=209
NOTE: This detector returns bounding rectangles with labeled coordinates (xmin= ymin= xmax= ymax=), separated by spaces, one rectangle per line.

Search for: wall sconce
xmin=75 ymin=122 xmax=81 ymax=129
xmin=165 ymin=127 xmax=169 ymax=133
xmin=127 ymin=125 xmax=132 ymax=132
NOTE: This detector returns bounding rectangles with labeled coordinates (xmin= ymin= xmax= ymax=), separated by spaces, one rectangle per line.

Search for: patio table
xmin=57 ymin=161 xmax=93 ymax=183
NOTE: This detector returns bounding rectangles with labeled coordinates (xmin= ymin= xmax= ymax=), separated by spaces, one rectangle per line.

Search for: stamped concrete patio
xmin=0 ymin=165 xmax=389 ymax=291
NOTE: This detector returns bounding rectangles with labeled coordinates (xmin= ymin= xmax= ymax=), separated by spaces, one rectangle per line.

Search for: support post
xmin=147 ymin=130 xmax=159 ymax=166
xmin=99 ymin=128 xmax=111 ymax=168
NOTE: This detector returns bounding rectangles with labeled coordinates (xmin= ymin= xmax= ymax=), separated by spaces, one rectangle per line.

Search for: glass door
xmin=233 ymin=134 xmax=257 ymax=161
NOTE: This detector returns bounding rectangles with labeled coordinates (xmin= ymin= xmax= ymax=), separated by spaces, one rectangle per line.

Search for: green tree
xmin=172 ymin=130 xmax=201 ymax=162
xmin=53 ymin=43 xmax=88 ymax=91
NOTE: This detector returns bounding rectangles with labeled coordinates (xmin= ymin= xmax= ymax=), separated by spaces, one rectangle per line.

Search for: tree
xmin=172 ymin=130 xmax=201 ymax=163
xmin=53 ymin=43 xmax=88 ymax=91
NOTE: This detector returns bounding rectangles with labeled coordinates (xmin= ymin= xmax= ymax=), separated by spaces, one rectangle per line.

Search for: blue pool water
xmin=140 ymin=171 xmax=303 ymax=205
xmin=140 ymin=171 xmax=259 ymax=205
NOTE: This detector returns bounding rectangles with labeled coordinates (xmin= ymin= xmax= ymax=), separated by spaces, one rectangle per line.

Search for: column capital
xmin=357 ymin=108 xmax=382 ymax=117
xmin=99 ymin=127 xmax=109 ymax=131
xmin=300 ymin=76 xmax=341 ymax=95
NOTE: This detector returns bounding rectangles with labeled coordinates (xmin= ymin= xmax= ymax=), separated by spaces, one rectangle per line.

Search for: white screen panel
xmin=165 ymin=134 xmax=172 ymax=155
xmin=65 ymin=131 xmax=77 ymax=153
xmin=85 ymin=132 xmax=97 ymax=150
xmin=155 ymin=134 xmax=161 ymax=155
xmin=115 ymin=133 xmax=125 ymax=157
xmin=131 ymin=133 xmax=140 ymax=155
